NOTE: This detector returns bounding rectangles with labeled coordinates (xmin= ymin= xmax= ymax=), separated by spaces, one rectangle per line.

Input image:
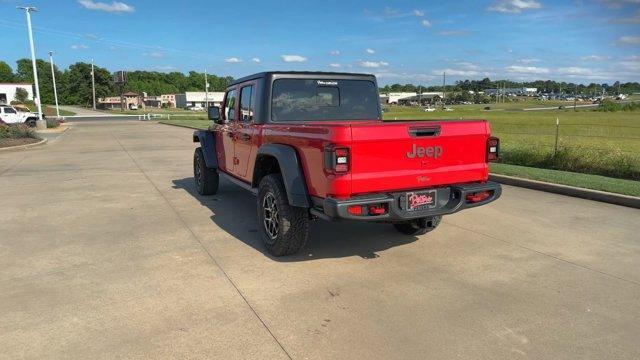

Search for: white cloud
xmin=78 ymin=0 xmax=135 ymax=13
xmin=365 ymin=48 xmax=376 ymax=54
xmin=252 ymin=58 xmax=261 ymax=63
xmin=579 ymin=55 xmax=610 ymax=61
xmin=556 ymin=67 xmax=593 ymax=75
xmin=281 ymin=55 xmax=307 ymax=62
xmin=359 ymin=61 xmax=389 ymax=68
xmin=438 ymin=30 xmax=472 ymax=36
xmin=616 ymin=35 xmax=640 ymax=45
xmin=488 ymin=0 xmax=541 ymax=13
xmin=150 ymin=52 xmax=164 ymax=58
xmin=515 ymin=58 xmax=541 ymax=63
xmin=432 ymin=68 xmax=479 ymax=76
xmin=330 ymin=50 xmax=341 ymax=55
xmin=421 ymin=19 xmax=432 ymax=27
xmin=225 ymin=57 xmax=242 ymax=63
xmin=70 ymin=44 xmax=89 ymax=50
xmin=413 ymin=9 xmax=425 ymax=16
xmin=329 ymin=63 xmax=341 ymax=68
xmin=505 ymin=65 xmax=550 ymax=74
xmin=84 ymin=33 xmax=99 ymax=40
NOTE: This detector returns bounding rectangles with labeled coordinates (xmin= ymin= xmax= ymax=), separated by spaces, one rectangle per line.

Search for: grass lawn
xmin=384 ymin=104 xmax=640 ymax=180
xmin=491 ymin=163 xmax=640 ymax=197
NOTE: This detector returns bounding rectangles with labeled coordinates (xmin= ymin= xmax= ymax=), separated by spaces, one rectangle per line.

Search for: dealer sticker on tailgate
xmin=405 ymin=190 xmax=437 ymax=211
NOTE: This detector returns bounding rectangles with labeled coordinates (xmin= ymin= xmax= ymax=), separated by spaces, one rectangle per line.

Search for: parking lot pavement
xmin=1 ymin=120 xmax=639 ymax=359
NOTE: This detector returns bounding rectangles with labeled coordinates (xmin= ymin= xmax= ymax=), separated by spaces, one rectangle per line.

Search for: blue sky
xmin=1 ymin=0 xmax=639 ymax=85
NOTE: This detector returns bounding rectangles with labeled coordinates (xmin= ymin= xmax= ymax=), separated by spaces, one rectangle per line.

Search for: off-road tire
xmin=25 ymin=118 xmax=37 ymax=128
xmin=257 ymin=174 xmax=309 ymax=256
xmin=393 ymin=216 xmax=442 ymax=236
xmin=194 ymin=147 xmax=219 ymax=195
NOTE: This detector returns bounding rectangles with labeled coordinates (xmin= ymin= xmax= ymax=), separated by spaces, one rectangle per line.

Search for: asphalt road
xmin=1 ymin=120 xmax=638 ymax=359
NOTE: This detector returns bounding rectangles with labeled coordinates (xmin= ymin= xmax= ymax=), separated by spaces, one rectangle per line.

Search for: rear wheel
xmin=393 ymin=216 xmax=441 ymax=236
xmin=193 ymin=147 xmax=219 ymax=195
xmin=257 ymin=174 xmax=309 ymax=256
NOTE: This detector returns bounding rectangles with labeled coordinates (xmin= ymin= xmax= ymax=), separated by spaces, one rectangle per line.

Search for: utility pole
xmin=442 ymin=72 xmax=446 ymax=109
xmin=18 ymin=6 xmax=44 ymax=129
xmin=418 ymin=85 xmax=422 ymax=107
xmin=204 ymin=69 xmax=209 ymax=108
xmin=49 ymin=51 xmax=60 ymax=118
xmin=573 ymin=83 xmax=577 ymax=111
xmin=91 ymin=59 xmax=96 ymax=110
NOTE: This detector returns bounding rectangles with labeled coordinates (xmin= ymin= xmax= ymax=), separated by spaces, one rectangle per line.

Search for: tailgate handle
xmin=409 ymin=126 xmax=440 ymax=137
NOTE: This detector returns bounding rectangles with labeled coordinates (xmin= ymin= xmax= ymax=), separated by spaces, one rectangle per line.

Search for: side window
xmin=4 ymin=107 xmax=16 ymax=114
xmin=239 ymin=85 xmax=254 ymax=122
xmin=225 ymin=89 xmax=237 ymax=121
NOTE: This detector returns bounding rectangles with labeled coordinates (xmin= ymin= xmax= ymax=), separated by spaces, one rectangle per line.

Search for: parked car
xmin=129 ymin=104 xmax=139 ymax=110
xmin=444 ymin=107 xmax=454 ymax=111
xmin=0 ymin=105 xmax=39 ymax=127
xmin=423 ymin=107 xmax=436 ymax=112
xmin=192 ymin=71 xmax=501 ymax=256
xmin=189 ymin=105 xmax=204 ymax=111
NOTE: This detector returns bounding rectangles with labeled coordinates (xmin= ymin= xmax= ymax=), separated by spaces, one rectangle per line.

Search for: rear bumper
xmin=320 ymin=181 xmax=501 ymax=222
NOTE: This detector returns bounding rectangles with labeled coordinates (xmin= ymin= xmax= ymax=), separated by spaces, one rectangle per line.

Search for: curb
xmin=158 ymin=121 xmax=205 ymax=130
xmin=489 ymin=174 xmax=640 ymax=209
xmin=35 ymin=124 xmax=70 ymax=135
xmin=0 ymin=138 xmax=47 ymax=152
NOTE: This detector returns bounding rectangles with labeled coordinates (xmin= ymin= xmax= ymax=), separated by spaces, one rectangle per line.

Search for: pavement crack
xmin=446 ymin=221 xmax=640 ymax=287
xmin=111 ymin=132 xmax=293 ymax=360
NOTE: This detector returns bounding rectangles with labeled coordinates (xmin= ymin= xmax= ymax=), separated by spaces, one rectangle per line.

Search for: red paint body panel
xmin=214 ymin=119 xmax=492 ymax=200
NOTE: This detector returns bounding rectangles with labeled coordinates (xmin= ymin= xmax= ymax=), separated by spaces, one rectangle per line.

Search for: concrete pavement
xmin=1 ymin=120 xmax=639 ymax=359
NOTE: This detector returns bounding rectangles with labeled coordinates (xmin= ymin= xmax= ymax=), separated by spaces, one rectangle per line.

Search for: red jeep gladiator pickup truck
xmin=193 ymin=71 xmax=501 ymax=256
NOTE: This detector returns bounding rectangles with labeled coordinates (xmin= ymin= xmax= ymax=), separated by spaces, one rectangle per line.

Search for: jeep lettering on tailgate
xmin=406 ymin=144 xmax=443 ymax=159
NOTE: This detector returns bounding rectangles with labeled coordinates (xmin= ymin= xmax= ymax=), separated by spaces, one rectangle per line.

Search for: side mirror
xmin=208 ymin=106 xmax=221 ymax=122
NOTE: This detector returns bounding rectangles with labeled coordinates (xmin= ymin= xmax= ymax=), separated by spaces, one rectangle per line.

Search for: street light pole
xmin=204 ymin=69 xmax=209 ymax=109
xmin=18 ymin=6 xmax=45 ymax=129
xmin=49 ymin=51 xmax=60 ymax=118
xmin=90 ymin=59 xmax=96 ymax=110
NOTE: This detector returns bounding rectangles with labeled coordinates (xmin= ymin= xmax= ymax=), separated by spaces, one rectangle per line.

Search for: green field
xmin=159 ymin=99 xmax=640 ymax=187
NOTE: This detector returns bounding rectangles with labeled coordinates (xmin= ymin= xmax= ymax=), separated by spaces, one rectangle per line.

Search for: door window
xmin=225 ymin=89 xmax=237 ymax=121
xmin=239 ymin=85 xmax=254 ymax=122
xmin=3 ymin=107 xmax=16 ymax=114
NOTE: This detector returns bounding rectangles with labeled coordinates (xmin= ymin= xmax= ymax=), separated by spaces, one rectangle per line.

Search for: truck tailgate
xmin=349 ymin=120 xmax=490 ymax=195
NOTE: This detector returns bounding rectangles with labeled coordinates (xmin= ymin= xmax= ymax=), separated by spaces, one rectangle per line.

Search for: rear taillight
xmin=466 ymin=190 xmax=492 ymax=203
xmin=324 ymin=146 xmax=350 ymax=173
xmin=487 ymin=137 xmax=500 ymax=162
xmin=347 ymin=203 xmax=388 ymax=216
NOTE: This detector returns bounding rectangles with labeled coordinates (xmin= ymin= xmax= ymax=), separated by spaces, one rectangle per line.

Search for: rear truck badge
xmin=406 ymin=144 xmax=443 ymax=159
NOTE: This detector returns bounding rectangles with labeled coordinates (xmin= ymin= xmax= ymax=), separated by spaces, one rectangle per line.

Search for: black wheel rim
xmin=262 ymin=192 xmax=279 ymax=242
xmin=194 ymin=155 xmax=202 ymax=189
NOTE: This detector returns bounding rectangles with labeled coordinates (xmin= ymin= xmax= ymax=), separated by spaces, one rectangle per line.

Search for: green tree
xmin=0 ymin=61 xmax=14 ymax=82
xmin=14 ymin=87 xmax=29 ymax=102
xmin=14 ymin=58 xmax=63 ymax=105
xmin=59 ymin=62 xmax=114 ymax=105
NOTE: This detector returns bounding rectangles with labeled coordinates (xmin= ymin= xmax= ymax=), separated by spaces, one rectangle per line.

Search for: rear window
xmin=271 ymin=79 xmax=379 ymax=122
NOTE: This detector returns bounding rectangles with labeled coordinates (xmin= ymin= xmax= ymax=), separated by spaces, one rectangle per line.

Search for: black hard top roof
xmin=229 ymin=71 xmax=376 ymax=86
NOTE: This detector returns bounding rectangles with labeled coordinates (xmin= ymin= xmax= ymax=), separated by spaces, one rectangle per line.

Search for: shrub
xmin=0 ymin=124 xmax=36 ymax=139
xmin=46 ymin=118 xmax=61 ymax=128
xmin=500 ymin=144 xmax=640 ymax=180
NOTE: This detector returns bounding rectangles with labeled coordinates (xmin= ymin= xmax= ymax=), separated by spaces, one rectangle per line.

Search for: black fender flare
xmin=192 ymin=130 xmax=218 ymax=168
xmin=253 ymin=144 xmax=310 ymax=208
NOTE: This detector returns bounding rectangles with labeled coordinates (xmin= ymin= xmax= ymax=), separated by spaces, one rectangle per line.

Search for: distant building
xmin=98 ymin=96 xmax=122 ymax=110
xmin=384 ymin=92 xmax=417 ymax=104
xmin=0 ymin=83 xmax=34 ymax=104
xmin=160 ymin=94 xmax=177 ymax=108
xmin=485 ymin=87 xmax=537 ymax=96
xmin=397 ymin=94 xmax=442 ymax=106
xmin=123 ymin=92 xmax=142 ymax=109
xmin=175 ymin=92 xmax=224 ymax=108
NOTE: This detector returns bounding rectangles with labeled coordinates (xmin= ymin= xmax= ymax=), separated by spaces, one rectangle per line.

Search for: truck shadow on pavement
xmin=172 ymin=177 xmax=420 ymax=261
